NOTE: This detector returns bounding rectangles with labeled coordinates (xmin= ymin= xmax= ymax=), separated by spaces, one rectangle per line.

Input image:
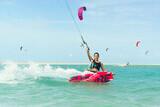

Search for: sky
xmin=0 ymin=0 xmax=160 ymax=64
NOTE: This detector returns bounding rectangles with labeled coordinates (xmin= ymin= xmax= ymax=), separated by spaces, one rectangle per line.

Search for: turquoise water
xmin=0 ymin=62 xmax=160 ymax=107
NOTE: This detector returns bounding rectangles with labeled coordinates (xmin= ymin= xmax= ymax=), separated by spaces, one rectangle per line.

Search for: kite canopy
xmin=145 ymin=50 xmax=149 ymax=55
xmin=136 ymin=41 xmax=141 ymax=47
xmin=20 ymin=46 xmax=23 ymax=51
xmin=106 ymin=48 xmax=109 ymax=52
xmin=78 ymin=6 xmax=87 ymax=21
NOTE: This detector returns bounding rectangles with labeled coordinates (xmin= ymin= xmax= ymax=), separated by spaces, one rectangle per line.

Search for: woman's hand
xmin=86 ymin=47 xmax=93 ymax=62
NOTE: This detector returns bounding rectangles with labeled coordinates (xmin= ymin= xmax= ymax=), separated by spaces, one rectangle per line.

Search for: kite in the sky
xmin=136 ymin=41 xmax=141 ymax=47
xmin=78 ymin=6 xmax=87 ymax=21
xmin=106 ymin=48 xmax=109 ymax=52
xmin=20 ymin=46 xmax=23 ymax=51
xmin=145 ymin=50 xmax=149 ymax=55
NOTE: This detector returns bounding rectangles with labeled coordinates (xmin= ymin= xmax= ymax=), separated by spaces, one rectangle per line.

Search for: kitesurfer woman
xmin=86 ymin=48 xmax=105 ymax=73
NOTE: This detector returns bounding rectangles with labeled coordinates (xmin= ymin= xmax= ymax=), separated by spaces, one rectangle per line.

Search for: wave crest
xmin=0 ymin=62 xmax=82 ymax=84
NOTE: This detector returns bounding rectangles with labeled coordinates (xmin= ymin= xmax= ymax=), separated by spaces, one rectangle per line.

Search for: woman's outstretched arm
xmin=101 ymin=63 xmax=105 ymax=71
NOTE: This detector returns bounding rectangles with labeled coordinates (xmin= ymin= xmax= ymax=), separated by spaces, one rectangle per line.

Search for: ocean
xmin=0 ymin=62 xmax=159 ymax=107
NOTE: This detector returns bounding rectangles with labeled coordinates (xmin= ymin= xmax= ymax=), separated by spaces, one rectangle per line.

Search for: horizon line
xmin=0 ymin=61 xmax=160 ymax=66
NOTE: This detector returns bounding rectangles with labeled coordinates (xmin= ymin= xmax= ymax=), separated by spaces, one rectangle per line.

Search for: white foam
xmin=0 ymin=61 xmax=82 ymax=84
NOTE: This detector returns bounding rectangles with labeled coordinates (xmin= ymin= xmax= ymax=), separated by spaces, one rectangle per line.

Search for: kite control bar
xmin=81 ymin=35 xmax=90 ymax=50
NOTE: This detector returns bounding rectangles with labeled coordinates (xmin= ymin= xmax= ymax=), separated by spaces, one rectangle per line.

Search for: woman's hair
xmin=94 ymin=52 xmax=99 ymax=57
